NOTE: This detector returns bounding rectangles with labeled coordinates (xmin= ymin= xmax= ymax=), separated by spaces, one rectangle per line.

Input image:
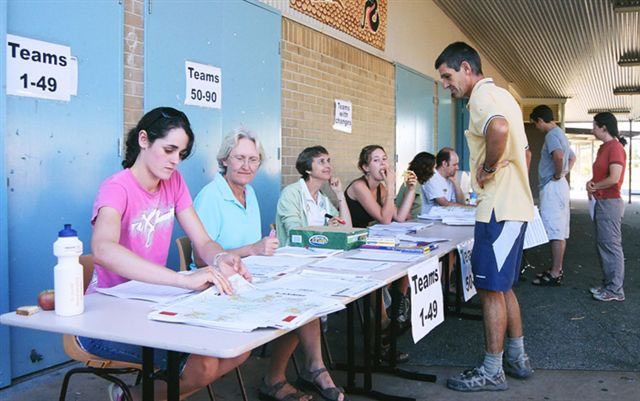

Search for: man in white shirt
xmin=422 ymin=147 xmax=466 ymax=214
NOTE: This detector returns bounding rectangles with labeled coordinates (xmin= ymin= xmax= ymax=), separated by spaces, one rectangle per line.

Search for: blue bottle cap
xmin=58 ymin=224 xmax=78 ymax=237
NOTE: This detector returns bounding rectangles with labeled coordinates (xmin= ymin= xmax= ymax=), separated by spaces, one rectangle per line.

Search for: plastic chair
xmin=175 ymin=237 xmax=248 ymax=401
xmin=58 ymin=255 xmax=216 ymax=401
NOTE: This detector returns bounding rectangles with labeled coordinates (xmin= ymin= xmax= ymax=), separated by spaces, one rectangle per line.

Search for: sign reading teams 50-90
xmin=184 ymin=61 xmax=221 ymax=109
xmin=6 ymin=34 xmax=73 ymax=101
xmin=408 ymin=256 xmax=444 ymax=343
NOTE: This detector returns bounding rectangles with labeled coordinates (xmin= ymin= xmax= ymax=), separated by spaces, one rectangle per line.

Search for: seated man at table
xmin=422 ymin=147 xmax=468 ymax=214
xmin=193 ymin=129 xmax=345 ymax=401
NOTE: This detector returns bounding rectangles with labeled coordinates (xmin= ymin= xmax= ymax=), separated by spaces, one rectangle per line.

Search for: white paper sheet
xmin=258 ymin=270 xmax=383 ymax=298
xmin=523 ymin=206 xmax=549 ymax=249
xmin=243 ymin=255 xmax=312 ymax=268
xmin=96 ymin=280 xmax=194 ymax=304
xmin=310 ymin=257 xmax=395 ymax=272
xmin=343 ymin=249 xmax=423 ymax=262
xmin=589 ymin=198 xmax=596 ymax=221
xmin=274 ymin=246 xmax=343 ymax=258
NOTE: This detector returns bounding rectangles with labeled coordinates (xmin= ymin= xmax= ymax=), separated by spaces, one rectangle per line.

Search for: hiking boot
xmin=447 ymin=366 xmax=508 ymax=392
xmin=592 ymin=291 xmax=625 ymax=302
xmin=504 ymin=353 xmax=533 ymax=379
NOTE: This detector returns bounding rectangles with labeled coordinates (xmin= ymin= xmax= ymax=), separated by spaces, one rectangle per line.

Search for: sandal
xmin=297 ymin=367 xmax=347 ymax=401
xmin=535 ymin=268 xmax=563 ymax=279
xmin=532 ymin=271 xmax=563 ymax=286
xmin=378 ymin=343 xmax=410 ymax=364
xmin=259 ymin=378 xmax=310 ymax=401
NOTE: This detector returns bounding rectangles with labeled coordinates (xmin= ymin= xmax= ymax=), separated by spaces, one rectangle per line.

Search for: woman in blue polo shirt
xmin=193 ymin=130 xmax=344 ymax=401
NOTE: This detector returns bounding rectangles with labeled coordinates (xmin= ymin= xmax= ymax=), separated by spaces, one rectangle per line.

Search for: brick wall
xmin=281 ymin=19 xmax=395 ymax=190
xmin=124 ymin=0 xmax=144 ymax=136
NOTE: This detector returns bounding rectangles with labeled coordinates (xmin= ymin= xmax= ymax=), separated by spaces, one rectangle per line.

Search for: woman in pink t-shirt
xmin=78 ymin=107 xmax=251 ymax=401
xmin=586 ymin=112 xmax=627 ymax=302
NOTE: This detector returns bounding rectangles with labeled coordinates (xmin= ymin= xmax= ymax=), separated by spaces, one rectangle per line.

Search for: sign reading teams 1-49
xmin=184 ymin=60 xmax=221 ymax=109
xmin=6 ymin=34 xmax=74 ymax=101
xmin=408 ymin=256 xmax=444 ymax=343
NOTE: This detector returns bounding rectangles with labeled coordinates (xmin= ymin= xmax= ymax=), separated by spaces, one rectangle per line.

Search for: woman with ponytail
xmin=79 ymin=107 xmax=251 ymax=401
xmin=587 ymin=112 xmax=627 ymax=302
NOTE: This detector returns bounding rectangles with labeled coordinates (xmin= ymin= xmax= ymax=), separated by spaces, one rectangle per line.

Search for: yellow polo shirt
xmin=466 ymin=78 xmax=533 ymax=223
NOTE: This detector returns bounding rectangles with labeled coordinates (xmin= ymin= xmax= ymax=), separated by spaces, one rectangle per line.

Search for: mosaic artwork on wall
xmin=290 ymin=0 xmax=387 ymax=50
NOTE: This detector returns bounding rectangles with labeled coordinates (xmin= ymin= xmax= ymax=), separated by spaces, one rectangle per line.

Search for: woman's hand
xmin=329 ymin=176 xmax=343 ymax=194
xmin=217 ymin=253 xmax=252 ymax=282
xmin=328 ymin=216 xmax=345 ymax=226
xmin=404 ymin=170 xmax=418 ymax=189
xmin=252 ymin=236 xmax=279 ymax=256
xmin=382 ymin=165 xmax=396 ymax=193
xmin=183 ymin=266 xmax=234 ymax=295
xmin=586 ymin=180 xmax=597 ymax=194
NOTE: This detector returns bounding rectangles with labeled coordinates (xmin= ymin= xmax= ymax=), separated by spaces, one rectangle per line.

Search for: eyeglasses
xmin=229 ymin=154 xmax=261 ymax=167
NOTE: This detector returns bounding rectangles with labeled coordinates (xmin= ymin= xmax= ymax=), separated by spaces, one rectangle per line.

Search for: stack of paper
xmin=420 ymin=206 xmax=476 ymax=225
xmin=368 ymin=222 xmax=432 ymax=238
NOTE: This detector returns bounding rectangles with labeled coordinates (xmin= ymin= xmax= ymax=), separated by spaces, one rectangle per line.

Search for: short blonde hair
xmin=217 ymin=128 xmax=265 ymax=174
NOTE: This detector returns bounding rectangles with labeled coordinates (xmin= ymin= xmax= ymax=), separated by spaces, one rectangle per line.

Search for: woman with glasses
xmin=587 ymin=112 xmax=627 ymax=302
xmin=79 ymin=107 xmax=251 ymax=401
xmin=194 ymin=134 xmax=345 ymax=401
xmin=275 ymin=145 xmax=352 ymax=246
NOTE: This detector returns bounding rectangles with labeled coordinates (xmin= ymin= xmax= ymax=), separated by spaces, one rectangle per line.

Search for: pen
xmin=324 ymin=213 xmax=346 ymax=224
xmin=269 ymin=224 xmax=276 ymax=238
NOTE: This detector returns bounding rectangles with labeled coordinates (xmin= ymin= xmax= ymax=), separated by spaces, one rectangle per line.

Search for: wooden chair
xmin=175 ymin=237 xmax=248 ymax=401
xmin=59 ymin=255 xmax=217 ymax=401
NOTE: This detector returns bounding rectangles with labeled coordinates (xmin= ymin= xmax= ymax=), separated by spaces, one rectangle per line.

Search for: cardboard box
xmin=289 ymin=226 xmax=368 ymax=250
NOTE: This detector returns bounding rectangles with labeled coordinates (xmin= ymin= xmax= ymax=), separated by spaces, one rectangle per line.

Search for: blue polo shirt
xmin=192 ymin=173 xmax=261 ymax=266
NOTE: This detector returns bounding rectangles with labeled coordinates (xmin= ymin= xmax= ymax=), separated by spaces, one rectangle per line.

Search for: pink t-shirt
xmin=90 ymin=169 xmax=192 ymax=289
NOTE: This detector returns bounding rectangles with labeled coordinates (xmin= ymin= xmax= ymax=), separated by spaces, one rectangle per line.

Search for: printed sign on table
xmin=184 ymin=60 xmax=221 ymax=109
xmin=456 ymin=238 xmax=476 ymax=302
xmin=332 ymin=99 xmax=352 ymax=133
xmin=6 ymin=34 xmax=74 ymax=101
xmin=408 ymin=256 xmax=444 ymax=343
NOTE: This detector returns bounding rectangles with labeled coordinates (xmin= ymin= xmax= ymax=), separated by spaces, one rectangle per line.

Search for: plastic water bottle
xmin=469 ymin=191 xmax=477 ymax=206
xmin=53 ymin=224 xmax=84 ymax=316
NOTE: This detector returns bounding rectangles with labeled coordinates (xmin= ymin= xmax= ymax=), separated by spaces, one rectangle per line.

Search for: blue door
xmin=145 ymin=0 xmax=281 ymax=269
xmin=437 ymin=81 xmax=454 ymax=149
xmin=1 ymin=0 xmax=10 ymax=388
xmin=395 ymin=64 xmax=435 ymax=187
xmin=1 ymin=1 xmax=122 ymax=381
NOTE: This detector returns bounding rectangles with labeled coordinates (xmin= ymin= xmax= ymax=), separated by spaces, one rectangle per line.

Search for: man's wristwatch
xmin=482 ymin=163 xmax=496 ymax=174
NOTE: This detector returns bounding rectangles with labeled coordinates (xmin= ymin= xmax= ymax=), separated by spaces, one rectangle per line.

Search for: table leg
xmin=166 ymin=351 xmax=180 ymax=401
xmin=142 ymin=347 xmax=154 ymax=401
xmin=347 ymin=301 xmax=355 ymax=387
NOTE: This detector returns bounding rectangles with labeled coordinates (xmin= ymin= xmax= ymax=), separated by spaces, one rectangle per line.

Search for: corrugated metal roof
xmin=434 ymin=0 xmax=640 ymax=122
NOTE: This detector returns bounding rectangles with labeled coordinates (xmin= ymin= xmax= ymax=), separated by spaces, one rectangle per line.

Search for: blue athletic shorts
xmin=471 ymin=211 xmax=527 ymax=291
xmin=77 ymin=336 xmax=190 ymax=375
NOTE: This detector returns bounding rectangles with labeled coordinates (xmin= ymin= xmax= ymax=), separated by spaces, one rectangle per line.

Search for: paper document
xmin=96 ymin=280 xmax=194 ymax=304
xmin=274 ymin=246 xmax=343 ymax=258
xmin=523 ymin=206 xmax=549 ymax=249
xmin=243 ymin=255 xmax=312 ymax=268
xmin=311 ymin=257 xmax=395 ymax=272
xmin=419 ymin=206 xmax=476 ymax=222
xmin=589 ymin=198 xmax=595 ymax=221
xmin=258 ymin=270 xmax=383 ymax=298
xmin=343 ymin=249 xmax=423 ymax=263
xmin=149 ymin=284 xmax=344 ymax=332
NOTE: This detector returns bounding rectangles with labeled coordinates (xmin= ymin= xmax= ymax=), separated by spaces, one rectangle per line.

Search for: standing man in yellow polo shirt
xmin=435 ymin=42 xmax=534 ymax=392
